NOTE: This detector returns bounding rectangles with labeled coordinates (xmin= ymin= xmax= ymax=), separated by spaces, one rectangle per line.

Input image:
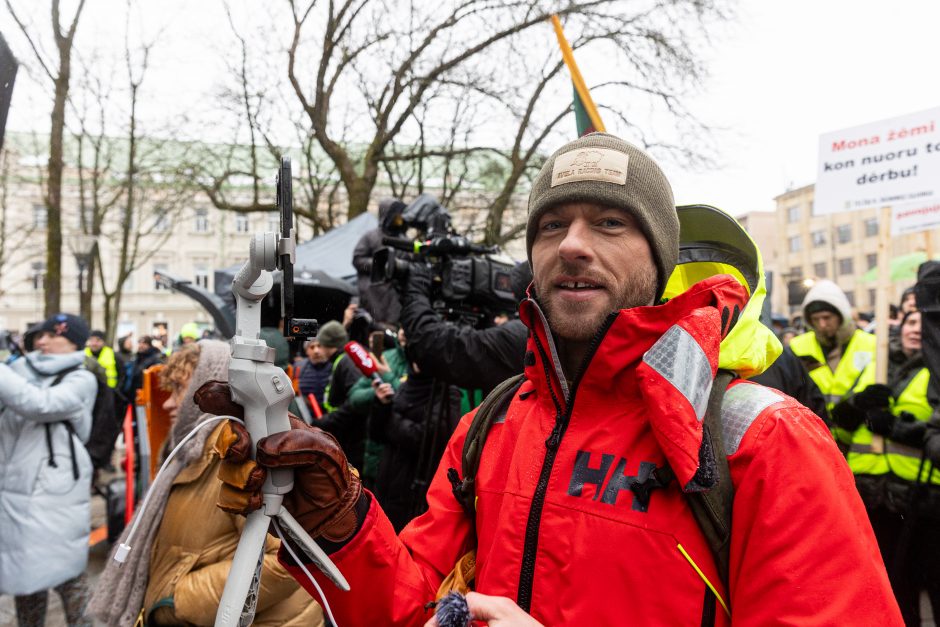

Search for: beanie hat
xmin=316 ymin=320 xmax=348 ymax=349
xmin=526 ymin=133 xmax=679 ymax=299
xmin=39 ymin=313 xmax=90 ymax=349
xmin=804 ymin=300 xmax=843 ymax=323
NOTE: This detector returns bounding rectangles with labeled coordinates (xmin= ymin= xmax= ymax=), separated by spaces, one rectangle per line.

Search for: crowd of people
xmin=2 ymin=131 xmax=940 ymax=626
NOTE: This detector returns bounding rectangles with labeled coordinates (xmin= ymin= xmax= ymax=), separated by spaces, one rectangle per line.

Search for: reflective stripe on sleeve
xmin=643 ymin=325 xmax=713 ymax=422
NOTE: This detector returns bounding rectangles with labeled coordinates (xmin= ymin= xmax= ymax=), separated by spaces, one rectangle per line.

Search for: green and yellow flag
xmin=550 ymin=14 xmax=605 ymax=137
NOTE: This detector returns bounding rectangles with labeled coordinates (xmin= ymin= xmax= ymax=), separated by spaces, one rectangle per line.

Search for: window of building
xmin=836 ymin=224 xmax=851 ymax=244
xmin=787 ymin=206 xmax=800 ymax=223
xmin=267 ymin=211 xmax=279 ymax=232
xmin=868 ymin=289 xmax=876 ymax=307
xmin=845 ymin=290 xmax=856 ymax=307
xmin=154 ymin=208 xmax=169 ymax=233
xmin=31 ymin=261 xmax=45 ymax=291
xmin=235 ymin=213 xmax=249 ymax=233
xmin=865 ymin=218 xmax=878 ymax=237
xmin=866 ymin=253 xmax=877 ymax=270
xmin=813 ymin=262 xmax=827 ymax=278
xmin=123 ymin=272 xmax=135 ymax=293
xmin=789 ymin=266 xmax=803 ymax=278
xmin=194 ymin=208 xmax=209 ymax=233
xmin=194 ymin=263 xmax=210 ymax=289
xmin=154 ymin=263 xmax=168 ymax=290
xmin=838 ymin=257 xmax=854 ymax=275
xmin=788 ymin=235 xmax=802 ymax=253
xmin=811 ymin=230 xmax=827 ymax=247
xmin=33 ymin=204 xmax=47 ymax=229
xmin=76 ymin=206 xmax=92 ymax=230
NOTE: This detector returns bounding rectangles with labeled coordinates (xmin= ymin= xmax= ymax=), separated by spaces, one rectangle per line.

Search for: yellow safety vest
xmin=885 ymin=368 xmax=940 ymax=485
xmin=790 ymin=329 xmax=885 ymax=475
xmin=322 ymin=353 xmax=346 ymax=412
xmin=85 ymin=345 xmax=119 ymax=389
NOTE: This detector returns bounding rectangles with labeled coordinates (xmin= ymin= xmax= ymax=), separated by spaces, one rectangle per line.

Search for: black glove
xmin=404 ymin=260 xmax=433 ymax=298
xmin=890 ymin=412 xmax=928 ymax=448
xmin=865 ymin=409 xmax=896 ymax=436
xmin=852 ymin=384 xmax=892 ymax=411
xmin=831 ymin=398 xmax=865 ymax=432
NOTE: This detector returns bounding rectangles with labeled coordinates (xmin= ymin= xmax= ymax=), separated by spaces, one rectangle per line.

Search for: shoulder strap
xmin=686 ymin=369 xmax=735 ymax=588
xmin=447 ymin=373 xmax=525 ymax=515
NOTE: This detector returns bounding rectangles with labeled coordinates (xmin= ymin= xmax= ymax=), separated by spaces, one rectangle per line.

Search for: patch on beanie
xmin=551 ymin=147 xmax=628 ymax=188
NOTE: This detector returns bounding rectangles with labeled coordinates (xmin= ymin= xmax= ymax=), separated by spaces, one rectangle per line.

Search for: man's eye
xmin=600 ymin=218 xmax=625 ymax=228
xmin=541 ymin=221 xmax=562 ymax=231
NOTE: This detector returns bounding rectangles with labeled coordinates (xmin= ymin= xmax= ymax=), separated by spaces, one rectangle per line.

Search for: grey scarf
xmin=88 ymin=340 xmax=231 ymax=626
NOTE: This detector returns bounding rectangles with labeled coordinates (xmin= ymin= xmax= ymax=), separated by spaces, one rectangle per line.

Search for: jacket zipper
xmin=516 ymin=312 xmax=618 ymax=612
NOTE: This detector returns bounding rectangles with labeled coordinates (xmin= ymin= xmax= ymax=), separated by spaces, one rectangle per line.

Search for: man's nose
xmin=557 ymin=219 xmax=594 ymax=263
xmin=162 ymin=396 xmax=177 ymax=412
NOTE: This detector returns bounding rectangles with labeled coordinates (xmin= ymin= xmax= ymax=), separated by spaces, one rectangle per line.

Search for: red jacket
xmin=285 ymin=276 xmax=901 ymax=625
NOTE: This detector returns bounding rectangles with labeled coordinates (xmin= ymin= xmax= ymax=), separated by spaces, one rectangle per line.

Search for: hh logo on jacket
xmin=567 ymin=450 xmax=666 ymax=512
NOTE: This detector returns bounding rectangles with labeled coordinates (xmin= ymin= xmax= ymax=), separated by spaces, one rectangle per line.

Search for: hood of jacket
xmin=520 ymin=274 xmax=748 ymax=490
xmin=663 ymin=204 xmax=781 ymax=378
xmin=23 ymin=350 xmax=88 ymax=377
xmin=801 ymin=279 xmax=856 ymax=343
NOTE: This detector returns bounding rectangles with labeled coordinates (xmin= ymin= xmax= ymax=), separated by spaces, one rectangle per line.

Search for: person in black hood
xmin=352 ymin=198 xmax=407 ymax=324
xmin=129 ymin=336 xmax=165 ymax=400
xmin=399 ymin=260 xmax=531 ymax=395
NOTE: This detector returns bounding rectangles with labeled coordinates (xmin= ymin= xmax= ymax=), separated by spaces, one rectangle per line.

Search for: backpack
xmin=447 ymin=370 xmax=734 ymax=618
xmin=44 ymin=361 xmax=121 ymax=477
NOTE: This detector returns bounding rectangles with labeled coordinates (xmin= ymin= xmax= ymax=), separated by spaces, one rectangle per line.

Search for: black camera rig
xmin=370 ymin=194 xmax=516 ymax=327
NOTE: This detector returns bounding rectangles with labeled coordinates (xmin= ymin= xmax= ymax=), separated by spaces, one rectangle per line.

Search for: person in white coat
xmin=0 ymin=313 xmax=97 ymax=627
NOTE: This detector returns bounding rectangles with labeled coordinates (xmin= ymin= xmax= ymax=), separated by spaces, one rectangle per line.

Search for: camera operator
xmin=352 ymin=198 xmax=407 ymax=324
xmin=400 ymin=260 xmax=531 ymax=395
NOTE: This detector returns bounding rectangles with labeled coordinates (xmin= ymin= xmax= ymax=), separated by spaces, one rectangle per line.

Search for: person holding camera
xmin=203 ymin=133 xmax=898 ymax=625
xmin=399 ymin=260 xmax=530 ymax=396
xmin=353 ymin=197 xmax=407 ymax=324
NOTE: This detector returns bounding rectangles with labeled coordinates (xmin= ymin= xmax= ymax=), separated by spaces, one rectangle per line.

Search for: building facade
xmin=0 ymin=140 xmax=527 ymax=343
xmin=743 ymin=184 xmax=931 ymax=318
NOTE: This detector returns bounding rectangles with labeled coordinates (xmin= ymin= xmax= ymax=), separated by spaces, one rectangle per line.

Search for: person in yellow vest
xmin=85 ymin=329 xmax=119 ymax=389
xmin=832 ymin=309 xmax=940 ymax=624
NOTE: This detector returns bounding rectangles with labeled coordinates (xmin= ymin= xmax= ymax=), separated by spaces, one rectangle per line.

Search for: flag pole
xmin=550 ymin=14 xmax=606 ymax=134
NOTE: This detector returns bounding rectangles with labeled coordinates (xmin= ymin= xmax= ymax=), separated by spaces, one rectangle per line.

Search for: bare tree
xmin=0 ymin=146 xmax=38 ymax=297
xmin=281 ymin=0 xmax=725 ymax=222
xmin=5 ymin=0 xmax=87 ymax=315
xmin=71 ymin=9 xmax=193 ymax=341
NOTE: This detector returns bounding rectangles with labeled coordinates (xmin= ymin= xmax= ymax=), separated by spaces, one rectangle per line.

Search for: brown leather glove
xmin=214 ymin=415 xmax=363 ymax=543
xmin=194 ymin=380 xmax=244 ymax=419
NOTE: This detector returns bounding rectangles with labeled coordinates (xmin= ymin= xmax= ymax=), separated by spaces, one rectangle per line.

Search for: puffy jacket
xmin=0 ymin=351 xmax=97 ymax=595
xmin=285 ymin=276 xmax=900 ymax=625
xmin=145 ymin=421 xmax=323 ymax=626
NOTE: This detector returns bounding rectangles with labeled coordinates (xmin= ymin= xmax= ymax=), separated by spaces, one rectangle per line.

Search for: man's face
xmin=532 ymin=202 xmax=656 ymax=342
xmin=86 ymin=336 xmax=104 ymax=352
xmin=306 ymin=341 xmax=325 ymax=363
xmin=809 ymin=310 xmax=841 ymax=342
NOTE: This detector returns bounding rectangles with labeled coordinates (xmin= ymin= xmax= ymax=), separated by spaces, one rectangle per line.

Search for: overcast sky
xmin=3 ymin=1 xmax=939 ymax=218
xmin=666 ymin=0 xmax=940 ymax=215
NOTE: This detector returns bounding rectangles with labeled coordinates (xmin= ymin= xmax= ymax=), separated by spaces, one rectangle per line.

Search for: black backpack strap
xmin=686 ymin=369 xmax=735 ymax=592
xmin=447 ymin=374 xmax=526 ymax=516
xmin=42 ymin=365 xmax=83 ymax=481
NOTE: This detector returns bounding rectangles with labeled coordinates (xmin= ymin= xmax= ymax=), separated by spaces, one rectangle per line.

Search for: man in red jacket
xmin=209 ymin=133 xmax=901 ymax=625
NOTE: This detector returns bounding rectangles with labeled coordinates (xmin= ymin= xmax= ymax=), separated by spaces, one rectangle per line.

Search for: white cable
xmin=114 ymin=415 xmax=245 ymax=563
xmin=273 ymin=518 xmax=340 ymax=627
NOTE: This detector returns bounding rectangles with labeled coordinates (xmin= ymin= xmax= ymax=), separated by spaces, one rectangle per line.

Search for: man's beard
xmin=537 ymin=267 xmax=657 ymax=343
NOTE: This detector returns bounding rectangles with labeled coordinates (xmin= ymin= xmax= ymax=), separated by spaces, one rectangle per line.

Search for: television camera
xmin=370 ymin=194 xmax=516 ymax=327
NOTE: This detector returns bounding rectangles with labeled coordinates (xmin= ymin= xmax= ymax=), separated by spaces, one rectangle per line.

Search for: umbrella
xmin=860 ymin=251 xmax=938 ymax=283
